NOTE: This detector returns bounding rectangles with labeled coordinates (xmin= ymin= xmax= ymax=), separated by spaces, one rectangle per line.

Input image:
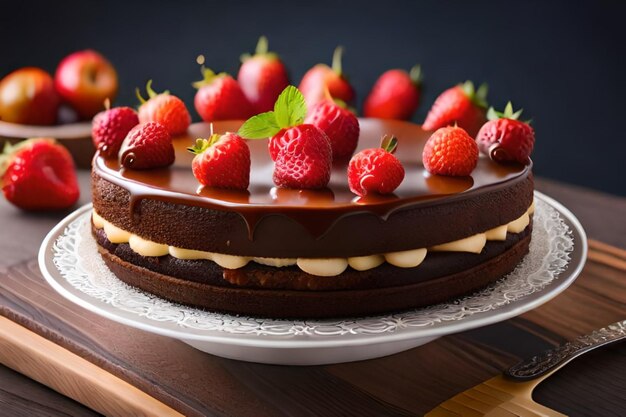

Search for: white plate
xmin=39 ymin=192 xmax=586 ymax=365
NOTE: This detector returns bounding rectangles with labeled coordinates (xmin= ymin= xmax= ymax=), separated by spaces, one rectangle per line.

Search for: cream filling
xmin=92 ymin=200 xmax=534 ymax=277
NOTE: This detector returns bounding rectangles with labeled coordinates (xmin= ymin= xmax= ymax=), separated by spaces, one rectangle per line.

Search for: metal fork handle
xmin=505 ymin=319 xmax=626 ymax=381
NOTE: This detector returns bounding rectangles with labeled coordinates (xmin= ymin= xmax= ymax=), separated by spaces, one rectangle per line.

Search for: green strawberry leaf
xmin=380 ymin=135 xmax=399 ymax=154
xmin=238 ymin=111 xmax=281 ymax=139
xmin=273 ymin=85 xmax=307 ymax=128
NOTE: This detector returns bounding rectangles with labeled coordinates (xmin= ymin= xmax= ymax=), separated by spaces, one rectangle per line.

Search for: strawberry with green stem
xmin=422 ymin=80 xmax=488 ymax=137
xmin=188 ymin=133 xmax=251 ymax=190
xmin=298 ymin=47 xmax=355 ymax=109
xmin=238 ymin=85 xmax=332 ymax=189
xmin=238 ymin=36 xmax=290 ymax=114
xmin=136 ymin=80 xmax=191 ymax=136
xmin=193 ymin=67 xmax=254 ymax=122
xmin=348 ymin=135 xmax=405 ymax=196
xmin=476 ymin=102 xmax=535 ymax=164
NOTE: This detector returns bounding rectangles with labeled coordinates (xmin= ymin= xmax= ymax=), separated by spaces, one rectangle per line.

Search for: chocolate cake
xmin=91 ymin=119 xmax=534 ymax=318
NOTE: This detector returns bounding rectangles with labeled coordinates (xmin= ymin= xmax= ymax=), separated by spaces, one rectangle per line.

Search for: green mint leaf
xmin=238 ymin=112 xmax=281 ymax=139
xmin=273 ymin=85 xmax=307 ymax=128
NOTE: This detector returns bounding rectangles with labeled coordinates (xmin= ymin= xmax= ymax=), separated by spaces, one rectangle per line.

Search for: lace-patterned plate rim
xmin=38 ymin=192 xmax=587 ymax=349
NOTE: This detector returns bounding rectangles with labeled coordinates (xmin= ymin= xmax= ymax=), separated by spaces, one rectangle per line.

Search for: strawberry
xmin=193 ymin=67 xmax=254 ymax=122
xmin=273 ymin=124 xmax=332 ymax=189
xmin=363 ymin=65 xmax=422 ymax=120
xmin=422 ymin=81 xmax=488 ymax=137
xmin=348 ymin=135 xmax=405 ymax=196
xmin=0 ymin=138 xmax=79 ymax=210
xmin=188 ymin=133 xmax=250 ymax=190
xmin=476 ymin=102 xmax=535 ymax=164
xmin=304 ymin=99 xmax=360 ymax=159
xmin=119 ymin=122 xmax=174 ymax=170
xmin=136 ymin=80 xmax=191 ymax=136
xmin=238 ymin=85 xmax=332 ymax=189
xmin=422 ymin=126 xmax=478 ymax=176
xmin=298 ymin=47 xmax=356 ymax=109
xmin=238 ymin=36 xmax=290 ymax=114
xmin=91 ymin=105 xmax=139 ymax=157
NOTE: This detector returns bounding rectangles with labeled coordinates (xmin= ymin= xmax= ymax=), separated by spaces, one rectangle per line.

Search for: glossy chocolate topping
xmin=94 ymin=119 xmax=531 ymax=240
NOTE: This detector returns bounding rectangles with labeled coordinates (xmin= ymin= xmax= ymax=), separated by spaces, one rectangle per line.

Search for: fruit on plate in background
xmin=348 ymin=135 xmax=405 ymax=197
xmin=0 ymin=67 xmax=60 ymax=125
xmin=0 ymin=138 xmax=79 ymax=210
xmin=304 ymin=99 xmax=360 ymax=159
xmin=91 ymin=106 xmax=139 ymax=157
xmin=188 ymin=133 xmax=251 ymax=190
xmin=193 ymin=67 xmax=253 ymax=122
xmin=119 ymin=122 xmax=175 ymax=170
xmin=422 ymin=80 xmax=488 ymax=137
xmin=238 ymin=36 xmax=290 ymax=114
xmin=137 ymin=80 xmax=191 ymax=136
xmin=476 ymin=102 xmax=535 ymax=164
xmin=238 ymin=85 xmax=332 ymax=189
xmin=55 ymin=50 xmax=118 ymax=120
xmin=298 ymin=46 xmax=355 ymax=109
xmin=363 ymin=65 xmax=422 ymax=120
xmin=422 ymin=125 xmax=479 ymax=177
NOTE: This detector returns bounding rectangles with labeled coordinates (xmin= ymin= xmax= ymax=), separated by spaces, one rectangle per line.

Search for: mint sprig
xmin=238 ymin=85 xmax=307 ymax=139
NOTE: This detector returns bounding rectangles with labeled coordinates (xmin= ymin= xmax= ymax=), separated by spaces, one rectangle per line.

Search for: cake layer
xmin=97 ymin=228 xmax=531 ymax=318
xmin=92 ymin=119 xmax=533 ymax=258
xmin=93 ymin=222 xmax=531 ymax=292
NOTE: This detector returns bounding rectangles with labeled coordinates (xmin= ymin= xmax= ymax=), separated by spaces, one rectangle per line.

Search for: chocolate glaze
xmin=92 ymin=119 xmax=534 ymax=257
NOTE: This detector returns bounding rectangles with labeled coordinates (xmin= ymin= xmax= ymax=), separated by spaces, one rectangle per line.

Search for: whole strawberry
xmin=422 ymin=81 xmax=488 ymax=137
xmin=304 ymin=100 xmax=360 ymax=159
xmin=0 ymin=138 xmax=79 ymax=210
xmin=348 ymin=135 xmax=405 ymax=196
xmin=363 ymin=65 xmax=422 ymax=120
xmin=422 ymin=126 xmax=478 ymax=176
xmin=476 ymin=102 xmax=535 ymax=164
xmin=194 ymin=67 xmax=254 ymax=122
xmin=188 ymin=133 xmax=250 ymax=190
xmin=91 ymin=106 xmax=139 ymax=157
xmin=238 ymin=36 xmax=290 ymax=114
xmin=239 ymin=85 xmax=332 ymax=189
xmin=119 ymin=122 xmax=174 ymax=170
xmin=298 ymin=47 xmax=355 ymax=109
xmin=136 ymin=80 xmax=191 ymax=136
xmin=273 ymin=124 xmax=332 ymax=188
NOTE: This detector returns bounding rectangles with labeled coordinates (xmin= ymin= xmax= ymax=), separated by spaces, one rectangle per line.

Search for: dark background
xmin=1 ymin=0 xmax=624 ymax=196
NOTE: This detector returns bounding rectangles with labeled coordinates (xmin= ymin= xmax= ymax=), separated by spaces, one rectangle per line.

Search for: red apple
xmin=0 ymin=67 xmax=60 ymax=125
xmin=55 ymin=50 xmax=118 ymax=119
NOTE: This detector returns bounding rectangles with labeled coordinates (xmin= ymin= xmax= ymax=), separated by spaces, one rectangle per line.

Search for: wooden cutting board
xmin=1 ymin=239 xmax=625 ymax=416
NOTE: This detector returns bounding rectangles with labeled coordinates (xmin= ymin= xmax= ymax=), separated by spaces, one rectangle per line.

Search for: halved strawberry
xmin=193 ymin=67 xmax=254 ymax=122
xmin=238 ymin=85 xmax=332 ymax=189
xmin=422 ymin=81 xmax=488 ymax=137
xmin=136 ymin=80 xmax=191 ymax=136
xmin=238 ymin=36 xmax=290 ymax=114
xmin=188 ymin=133 xmax=250 ymax=190
xmin=119 ymin=122 xmax=174 ymax=170
xmin=476 ymin=102 xmax=535 ymax=164
xmin=0 ymin=138 xmax=79 ymax=210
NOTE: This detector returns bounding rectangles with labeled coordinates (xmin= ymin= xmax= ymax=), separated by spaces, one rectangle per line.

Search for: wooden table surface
xmin=1 ymin=172 xmax=625 ymax=416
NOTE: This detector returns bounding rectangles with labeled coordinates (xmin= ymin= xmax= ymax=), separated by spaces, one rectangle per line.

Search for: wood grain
xmin=0 ymin=317 xmax=183 ymax=417
xmin=0 ymin=174 xmax=625 ymax=416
